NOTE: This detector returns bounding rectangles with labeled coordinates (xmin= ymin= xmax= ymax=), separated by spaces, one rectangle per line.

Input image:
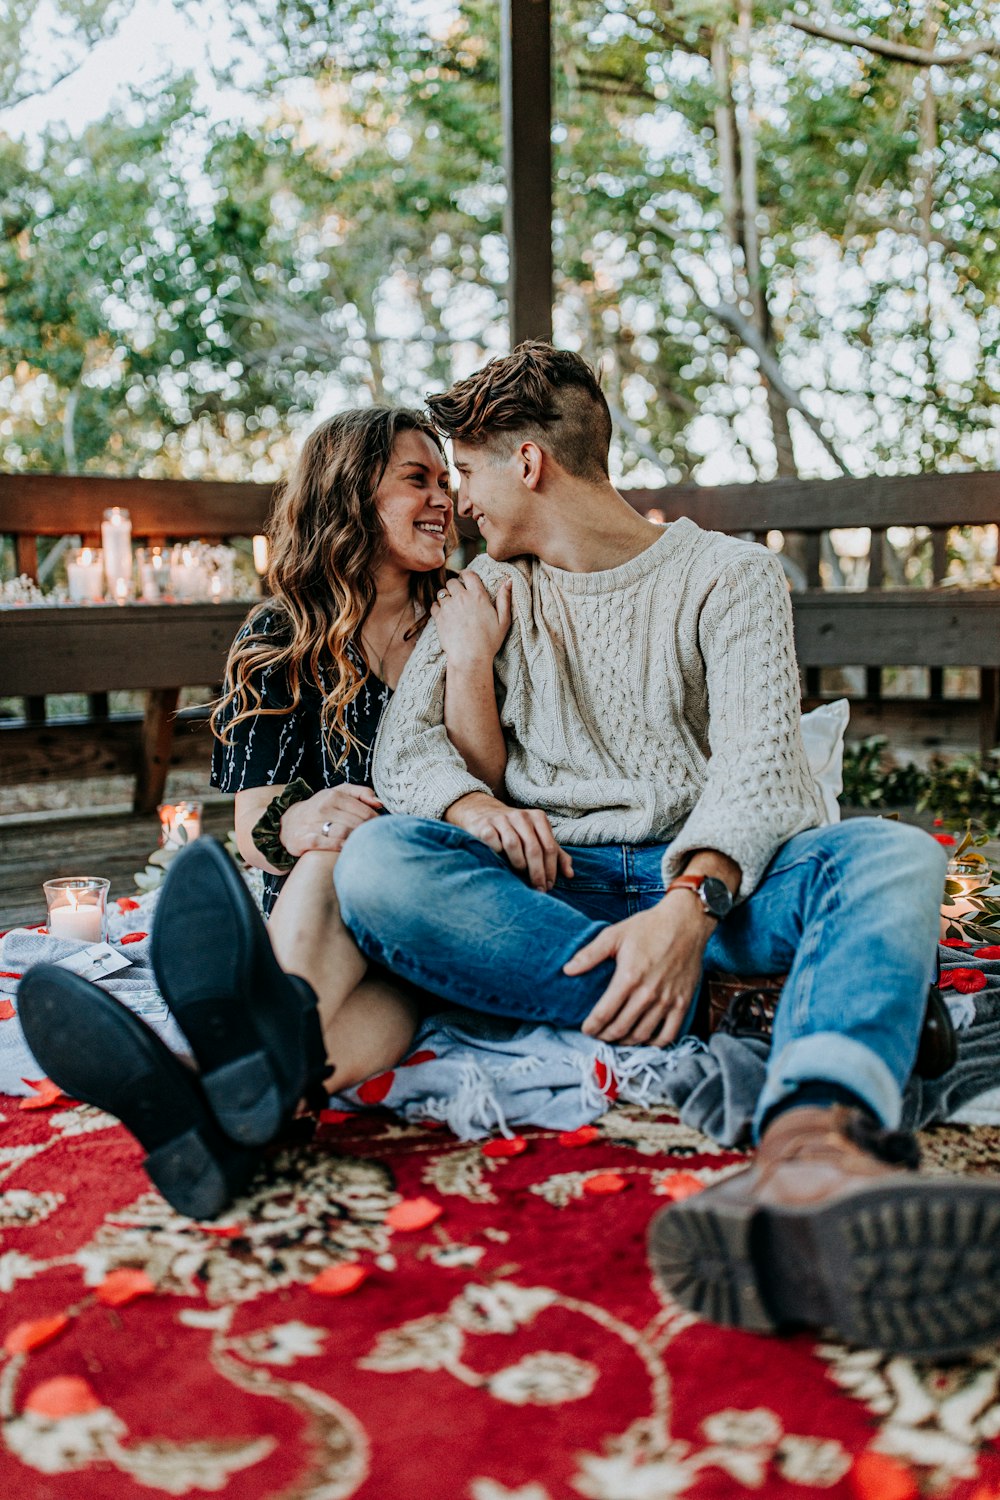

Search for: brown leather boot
xmin=648 ymin=1105 xmax=1000 ymax=1357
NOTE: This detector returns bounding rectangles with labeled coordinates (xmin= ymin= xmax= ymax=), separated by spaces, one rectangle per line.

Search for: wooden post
xmin=134 ymin=687 xmax=180 ymax=815
xmin=500 ymin=0 xmax=553 ymax=346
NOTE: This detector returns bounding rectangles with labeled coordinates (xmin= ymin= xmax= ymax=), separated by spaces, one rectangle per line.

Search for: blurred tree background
xmin=1 ymin=0 xmax=998 ymax=487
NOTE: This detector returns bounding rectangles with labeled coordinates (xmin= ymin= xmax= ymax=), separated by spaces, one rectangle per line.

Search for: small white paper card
xmin=55 ymin=943 xmax=132 ymax=980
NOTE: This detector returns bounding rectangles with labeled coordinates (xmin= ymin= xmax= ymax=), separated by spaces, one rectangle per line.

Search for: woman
xmin=18 ymin=406 xmax=512 ymax=1219
xmin=212 ymin=404 xmax=511 ymax=1092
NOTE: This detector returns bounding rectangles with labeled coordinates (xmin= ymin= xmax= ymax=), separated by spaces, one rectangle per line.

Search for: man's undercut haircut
xmin=426 ymin=342 xmax=613 ymax=482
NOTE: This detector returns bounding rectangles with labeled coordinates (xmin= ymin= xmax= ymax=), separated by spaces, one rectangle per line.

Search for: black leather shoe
xmin=151 ymin=837 xmax=331 ymax=1146
xmin=18 ymin=966 xmax=258 ymax=1220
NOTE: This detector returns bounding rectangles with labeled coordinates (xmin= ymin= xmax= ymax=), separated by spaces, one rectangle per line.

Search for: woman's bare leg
xmin=267 ymin=849 xmax=419 ymax=1089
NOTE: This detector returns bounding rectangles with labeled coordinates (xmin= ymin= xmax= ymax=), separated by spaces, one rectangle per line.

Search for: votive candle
xmin=158 ymin=800 xmax=203 ymax=850
xmin=43 ymin=878 xmax=110 ymax=943
xmin=66 ymin=548 xmax=104 ymax=603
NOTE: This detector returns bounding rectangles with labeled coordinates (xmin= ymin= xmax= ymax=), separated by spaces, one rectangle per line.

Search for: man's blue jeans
xmin=333 ymin=816 xmax=947 ymax=1137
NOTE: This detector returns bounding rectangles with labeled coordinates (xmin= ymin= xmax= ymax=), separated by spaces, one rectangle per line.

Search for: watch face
xmin=700 ymin=876 xmax=734 ymax=919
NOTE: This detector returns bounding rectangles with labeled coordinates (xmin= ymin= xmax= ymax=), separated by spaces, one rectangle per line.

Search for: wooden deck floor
xmin=0 ymin=797 xmax=235 ymax=929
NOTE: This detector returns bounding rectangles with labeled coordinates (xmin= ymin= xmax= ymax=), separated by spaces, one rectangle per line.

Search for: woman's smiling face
xmin=374 ymin=429 xmax=454 ymax=573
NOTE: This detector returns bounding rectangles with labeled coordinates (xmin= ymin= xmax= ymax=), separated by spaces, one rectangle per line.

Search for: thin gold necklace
xmin=361 ymin=596 xmax=413 ymax=680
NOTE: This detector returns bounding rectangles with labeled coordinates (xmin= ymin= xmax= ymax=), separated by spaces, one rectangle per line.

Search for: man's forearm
xmin=677 ymin=847 xmax=742 ymax=896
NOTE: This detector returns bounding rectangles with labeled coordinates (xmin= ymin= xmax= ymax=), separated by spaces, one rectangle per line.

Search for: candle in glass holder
xmin=101 ymin=507 xmax=132 ymax=598
xmin=252 ymin=534 xmax=270 ymax=576
xmin=137 ymin=546 xmax=166 ymax=602
xmin=170 ymin=543 xmax=208 ymax=601
xmin=940 ymin=856 xmax=987 ymax=938
xmin=44 ymin=877 xmax=110 ymax=943
xmin=158 ymin=800 xmax=203 ymax=850
xmin=66 ymin=547 xmax=104 ymax=602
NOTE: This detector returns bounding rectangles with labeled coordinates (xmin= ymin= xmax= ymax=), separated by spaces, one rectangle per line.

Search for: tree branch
xmin=646 ymin=214 xmax=856 ymax=475
xmin=783 ymin=12 xmax=999 ymax=67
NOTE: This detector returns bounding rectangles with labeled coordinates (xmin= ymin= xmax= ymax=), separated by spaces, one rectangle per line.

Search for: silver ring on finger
xmin=321 ymin=820 xmax=333 ymax=837
xmin=437 ymin=589 xmax=448 ymax=600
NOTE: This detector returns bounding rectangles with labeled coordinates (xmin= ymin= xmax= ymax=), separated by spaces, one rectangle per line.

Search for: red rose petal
xmin=558 ymin=1125 xmax=599 ymax=1147
xmin=940 ymin=939 xmax=971 ymax=949
xmin=974 ymin=947 xmax=1000 ymax=960
xmin=310 ymin=1264 xmax=368 ymax=1296
xmin=950 ymin=968 xmax=988 ymax=994
xmin=402 ymin=1049 xmax=437 ymax=1067
xmin=658 ymin=1171 xmax=704 ymax=1201
xmin=933 ymin=818 xmax=944 ymax=826
xmin=116 ymin=897 xmax=141 ymax=913
xmin=937 ymin=972 xmax=955 ymax=990
xmin=933 ymin=833 xmax=957 ymax=846
xmin=850 ymin=1452 xmax=918 ymax=1500
xmin=96 ymin=1269 xmax=156 ymax=1307
xmin=4 ymin=1314 xmax=70 ymax=1354
xmin=0 ymin=971 xmax=23 ymax=979
xmin=119 ymin=932 xmax=147 ymax=945
xmin=357 ymin=1070 xmax=395 ymax=1104
xmin=593 ymin=1059 xmax=620 ymax=1101
xmin=24 ymin=1376 xmax=101 ymax=1419
xmin=482 ymin=1136 xmax=528 ymax=1158
xmin=386 ymin=1196 xmax=443 ymax=1231
xmin=198 ymin=1223 xmax=243 ymax=1238
xmin=0 ymin=1000 xmax=16 ymax=1021
xmin=18 ymin=1078 xmax=67 ymax=1110
xmin=319 ymin=1109 xmax=352 ymax=1125
xmin=583 ymin=1172 xmax=628 ymax=1196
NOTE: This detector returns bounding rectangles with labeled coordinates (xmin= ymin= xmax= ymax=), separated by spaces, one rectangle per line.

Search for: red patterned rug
xmin=3 ymin=1095 xmax=1000 ymax=1500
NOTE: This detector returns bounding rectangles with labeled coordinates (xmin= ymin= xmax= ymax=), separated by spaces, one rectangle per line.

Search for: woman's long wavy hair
xmin=213 ymin=406 xmax=454 ymax=764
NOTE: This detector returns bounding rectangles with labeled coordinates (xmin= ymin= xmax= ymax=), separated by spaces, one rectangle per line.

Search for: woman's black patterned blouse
xmin=211 ymin=610 xmax=391 ymax=917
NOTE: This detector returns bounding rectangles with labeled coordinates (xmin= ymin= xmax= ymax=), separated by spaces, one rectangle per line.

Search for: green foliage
xmin=1 ymin=1 xmax=999 ymax=479
xmin=841 ymin=736 xmax=1000 ymax=835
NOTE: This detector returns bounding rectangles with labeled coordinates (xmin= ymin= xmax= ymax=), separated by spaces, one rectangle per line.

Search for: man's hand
xmin=280 ymin=785 xmax=383 ymax=857
xmin=447 ymin=791 xmax=573 ymax=892
xmin=566 ymin=896 xmax=715 ymax=1046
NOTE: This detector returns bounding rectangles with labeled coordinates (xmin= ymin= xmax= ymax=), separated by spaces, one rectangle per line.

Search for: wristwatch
xmin=666 ymin=873 xmax=734 ymax=921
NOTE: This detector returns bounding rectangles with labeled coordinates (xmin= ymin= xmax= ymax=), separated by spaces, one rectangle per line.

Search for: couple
xmin=21 ymin=343 xmax=1000 ymax=1361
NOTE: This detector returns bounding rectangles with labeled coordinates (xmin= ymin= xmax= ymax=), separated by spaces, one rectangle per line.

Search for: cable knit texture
xmin=373 ymin=517 xmax=824 ymax=897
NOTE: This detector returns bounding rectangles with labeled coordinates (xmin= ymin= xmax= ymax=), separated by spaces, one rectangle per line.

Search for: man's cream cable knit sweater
xmin=372 ymin=517 xmax=824 ymax=897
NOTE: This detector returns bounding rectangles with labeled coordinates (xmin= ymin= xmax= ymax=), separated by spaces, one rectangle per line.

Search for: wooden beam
xmin=0 ymin=602 xmax=249 ymax=696
xmin=792 ymin=592 xmax=1000 ymax=668
xmin=625 ymin=469 xmax=1000 ymax=532
xmin=0 ymin=708 xmax=214 ymax=783
xmin=501 ymin=0 xmax=553 ymax=345
xmin=0 ymin=473 xmax=275 ymax=537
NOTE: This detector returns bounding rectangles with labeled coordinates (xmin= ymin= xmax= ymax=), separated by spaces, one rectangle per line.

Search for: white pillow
xmin=800 ymin=699 xmax=850 ymax=825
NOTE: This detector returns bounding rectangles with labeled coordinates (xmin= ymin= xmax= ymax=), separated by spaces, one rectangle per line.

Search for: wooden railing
xmin=2 ymin=468 xmax=998 ymax=813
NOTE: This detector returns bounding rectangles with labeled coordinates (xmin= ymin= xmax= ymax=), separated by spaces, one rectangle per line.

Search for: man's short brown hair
xmin=425 ymin=342 xmax=612 ymax=482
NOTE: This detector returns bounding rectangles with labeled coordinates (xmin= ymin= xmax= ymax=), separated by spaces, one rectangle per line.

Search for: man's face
xmin=451 ymin=439 xmax=533 ymax=561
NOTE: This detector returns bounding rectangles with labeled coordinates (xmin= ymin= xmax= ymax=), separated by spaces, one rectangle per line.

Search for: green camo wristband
xmin=250 ymin=777 xmax=315 ymax=872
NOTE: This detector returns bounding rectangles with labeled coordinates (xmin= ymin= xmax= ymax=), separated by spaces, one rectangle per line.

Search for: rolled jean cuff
xmin=752 ymin=1031 xmax=903 ymax=1141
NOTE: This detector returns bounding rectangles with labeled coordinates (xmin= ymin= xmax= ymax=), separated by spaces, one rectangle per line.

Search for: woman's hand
xmin=280 ymin=785 xmax=383 ymax=857
xmin=432 ymin=572 xmax=512 ymax=668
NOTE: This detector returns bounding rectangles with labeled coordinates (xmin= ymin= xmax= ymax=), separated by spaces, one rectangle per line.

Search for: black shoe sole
xmin=151 ymin=837 xmax=315 ymax=1146
xmin=649 ymin=1177 xmax=1000 ymax=1359
xmin=18 ymin=966 xmax=257 ymax=1220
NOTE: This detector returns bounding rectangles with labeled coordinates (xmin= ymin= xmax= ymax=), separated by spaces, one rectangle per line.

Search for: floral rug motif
xmin=2 ymin=1097 xmax=1000 ymax=1499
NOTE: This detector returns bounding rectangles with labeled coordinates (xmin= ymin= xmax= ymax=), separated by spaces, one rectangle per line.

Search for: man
xmin=333 ymin=341 xmax=1000 ymax=1359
